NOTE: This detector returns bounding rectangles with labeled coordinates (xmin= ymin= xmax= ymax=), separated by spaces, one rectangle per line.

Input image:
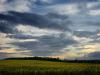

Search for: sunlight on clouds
xmin=87 ymin=2 xmax=100 ymax=8
xmin=16 ymin=24 xmax=62 ymax=37
xmin=0 ymin=0 xmax=31 ymax=12
xmin=80 ymin=44 xmax=100 ymax=53
xmin=0 ymin=48 xmax=30 ymax=53
xmin=17 ymin=39 xmax=38 ymax=42
xmin=49 ymin=4 xmax=79 ymax=15
xmin=40 ymin=0 xmax=53 ymax=3
xmin=52 ymin=51 xmax=80 ymax=59
xmin=0 ymin=48 xmax=32 ymax=58
xmin=0 ymin=33 xmax=14 ymax=44
xmin=0 ymin=34 xmax=38 ymax=44
xmin=73 ymin=36 xmax=93 ymax=43
xmin=62 ymin=4 xmax=79 ymax=15
xmin=97 ymin=33 xmax=100 ymax=36
xmin=0 ymin=32 xmax=38 ymax=44
xmin=52 ymin=44 xmax=100 ymax=59
xmin=11 ymin=0 xmax=31 ymax=12
xmin=0 ymin=32 xmax=38 ymax=51
xmin=0 ymin=0 xmax=6 ymax=12
xmin=89 ymin=10 xmax=100 ymax=15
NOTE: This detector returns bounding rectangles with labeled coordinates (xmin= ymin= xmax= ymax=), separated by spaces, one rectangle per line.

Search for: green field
xmin=0 ymin=60 xmax=100 ymax=75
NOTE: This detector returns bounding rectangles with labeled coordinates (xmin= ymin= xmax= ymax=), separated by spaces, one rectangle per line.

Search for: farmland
xmin=0 ymin=60 xmax=100 ymax=75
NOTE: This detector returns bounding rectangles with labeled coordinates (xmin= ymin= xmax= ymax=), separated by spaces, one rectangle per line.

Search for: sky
xmin=0 ymin=0 xmax=100 ymax=59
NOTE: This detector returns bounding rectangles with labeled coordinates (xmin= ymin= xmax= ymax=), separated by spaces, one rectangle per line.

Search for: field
xmin=0 ymin=60 xmax=100 ymax=75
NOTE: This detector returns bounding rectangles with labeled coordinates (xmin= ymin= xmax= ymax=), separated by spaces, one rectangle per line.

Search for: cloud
xmin=0 ymin=11 xmax=71 ymax=32
xmin=52 ymin=51 xmax=81 ymax=59
xmin=87 ymin=2 xmax=100 ymax=9
xmin=0 ymin=17 xmax=75 ymax=58
xmin=69 ymin=15 xmax=100 ymax=32
xmin=0 ymin=48 xmax=31 ymax=54
xmin=0 ymin=11 xmax=73 ymax=58
xmin=0 ymin=0 xmax=32 ymax=12
xmin=80 ymin=44 xmax=100 ymax=54
xmin=53 ymin=43 xmax=100 ymax=59
xmin=73 ymin=31 xmax=97 ymax=37
xmin=0 ymin=0 xmax=7 ymax=12
xmin=9 ymin=34 xmax=77 ymax=56
xmin=0 ymin=13 xmax=74 ymax=58
xmin=31 ymin=3 xmax=78 ymax=14
xmin=0 ymin=52 xmax=32 ymax=59
xmin=46 ymin=4 xmax=79 ymax=15
xmin=0 ymin=0 xmax=99 ymax=14
xmin=31 ymin=0 xmax=98 ymax=6
xmin=87 ymin=2 xmax=100 ymax=15
xmin=0 ymin=0 xmax=100 ymax=59
xmin=86 ymin=51 xmax=100 ymax=60
xmin=89 ymin=10 xmax=100 ymax=15
xmin=16 ymin=24 xmax=62 ymax=37
xmin=0 ymin=42 xmax=32 ymax=59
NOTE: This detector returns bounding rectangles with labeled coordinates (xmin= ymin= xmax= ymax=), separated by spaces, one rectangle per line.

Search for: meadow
xmin=0 ymin=60 xmax=100 ymax=75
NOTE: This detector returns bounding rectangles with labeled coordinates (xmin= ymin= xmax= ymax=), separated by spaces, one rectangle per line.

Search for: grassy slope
xmin=0 ymin=60 xmax=100 ymax=75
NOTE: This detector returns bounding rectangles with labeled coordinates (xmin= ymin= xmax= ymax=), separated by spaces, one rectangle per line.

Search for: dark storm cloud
xmin=0 ymin=0 xmax=100 ymax=59
xmin=4 ymin=0 xmax=97 ymax=9
xmin=86 ymin=21 xmax=100 ymax=27
xmin=34 ymin=0 xmax=99 ymax=6
xmin=0 ymin=20 xmax=17 ymax=33
xmin=0 ymin=11 xmax=73 ymax=57
xmin=33 ymin=0 xmax=75 ymax=6
xmin=7 ymin=34 xmax=35 ymax=39
xmin=89 ymin=36 xmax=100 ymax=43
xmin=0 ymin=53 xmax=8 ymax=59
xmin=10 ymin=34 xmax=77 ymax=56
xmin=46 ymin=13 xmax=68 ymax=20
xmin=86 ymin=51 xmax=100 ymax=59
xmin=73 ymin=31 xmax=99 ymax=38
xmin=0 ymin=47 xmax=9 ymax=50
xmin=0 ymin=11 xmax=70 ymax=33
xmin=73 ymin=30 xmax=100 ymax=44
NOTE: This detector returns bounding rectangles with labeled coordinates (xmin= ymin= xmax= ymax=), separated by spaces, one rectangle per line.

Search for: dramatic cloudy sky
xmin=0 ymin=0 xmax=100 ymax=59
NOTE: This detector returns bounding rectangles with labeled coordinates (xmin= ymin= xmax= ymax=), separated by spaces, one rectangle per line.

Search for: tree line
xmin=5 ymin=57 xmax=100 ymax=63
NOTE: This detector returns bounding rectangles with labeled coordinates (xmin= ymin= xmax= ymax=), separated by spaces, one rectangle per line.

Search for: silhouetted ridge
xmin=5 ymin=57 xmax=60 ymax=62
xmin=5 ymin=57 xmax=100 ymax=63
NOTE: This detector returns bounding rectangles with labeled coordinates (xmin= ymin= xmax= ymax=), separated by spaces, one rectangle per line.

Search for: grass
xmin=0 ymin=60 xmax=100 ymax=75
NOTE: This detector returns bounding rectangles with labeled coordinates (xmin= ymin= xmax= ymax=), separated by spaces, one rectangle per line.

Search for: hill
xmin=0 ymin=59 xmax=100 ymax=75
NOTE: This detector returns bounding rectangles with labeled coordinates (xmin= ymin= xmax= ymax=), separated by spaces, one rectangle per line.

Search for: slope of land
xmin=0 ymin=60 xmax=100 ymax=75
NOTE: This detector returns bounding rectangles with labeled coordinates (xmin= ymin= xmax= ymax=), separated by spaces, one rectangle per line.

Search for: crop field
xmin=0 ymin=60 xmax=100 ymax=75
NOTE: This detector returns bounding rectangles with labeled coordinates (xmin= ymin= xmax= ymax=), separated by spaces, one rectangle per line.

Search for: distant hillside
xmin=5 ymin=57 xmax=60 ymax=62
xmin=5 ymin=57 xmax=100 ymax=63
